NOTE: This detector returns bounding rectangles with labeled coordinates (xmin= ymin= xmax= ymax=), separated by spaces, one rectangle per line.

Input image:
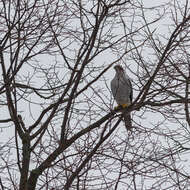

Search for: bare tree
xmin=0 ymin=0 xmax=190 ymax=189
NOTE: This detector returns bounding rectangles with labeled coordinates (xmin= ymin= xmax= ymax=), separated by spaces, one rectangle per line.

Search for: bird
xmin=111 ymin=65 xmax=133 ymax=130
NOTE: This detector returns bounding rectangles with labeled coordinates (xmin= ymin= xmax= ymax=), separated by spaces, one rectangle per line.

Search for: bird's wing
xmin=111 ymin=78 xmax=118 ymax=99
xmin=122 ymin=75 xmax=133 ymax=103
xmin=128 ymin=79 xmax=133 ymax=102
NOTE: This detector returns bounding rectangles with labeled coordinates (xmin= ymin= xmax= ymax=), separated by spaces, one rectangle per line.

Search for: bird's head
xmin=114 ymin=65 xmax=124 ymax=75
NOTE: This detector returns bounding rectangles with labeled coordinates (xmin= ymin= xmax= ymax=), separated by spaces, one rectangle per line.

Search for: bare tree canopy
xmin=0 ymin=0 xmax=190 ymax=189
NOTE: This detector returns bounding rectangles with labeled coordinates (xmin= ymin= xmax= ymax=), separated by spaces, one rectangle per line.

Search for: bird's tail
xmin=123 ymin=113 xmax=132 ymax=130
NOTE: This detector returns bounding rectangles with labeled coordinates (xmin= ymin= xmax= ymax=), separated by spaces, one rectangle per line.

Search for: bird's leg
xmin=114 ymin=105 xmax=122 ymax=110
xmin=114 ymin=103 xmax=129 ymax=110
xmin=121 ymin=103 xmax=129 ymax=108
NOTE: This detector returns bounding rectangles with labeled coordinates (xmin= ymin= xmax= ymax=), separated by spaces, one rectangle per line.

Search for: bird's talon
xmin=121 ymin=103 xmax=129 ymax=108
xmin=114 ymin=104 xmax=129 ymax=110
xmin=114 ymin=106 xmax=119 ymax=110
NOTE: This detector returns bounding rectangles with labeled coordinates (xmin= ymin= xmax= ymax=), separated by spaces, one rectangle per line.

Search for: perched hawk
xmin=111 ymin=65 xmax=133 ymax=130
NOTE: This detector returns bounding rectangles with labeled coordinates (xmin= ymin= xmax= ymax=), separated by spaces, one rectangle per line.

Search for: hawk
xmin=111 ymin=65 xmax=133 ymax=130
